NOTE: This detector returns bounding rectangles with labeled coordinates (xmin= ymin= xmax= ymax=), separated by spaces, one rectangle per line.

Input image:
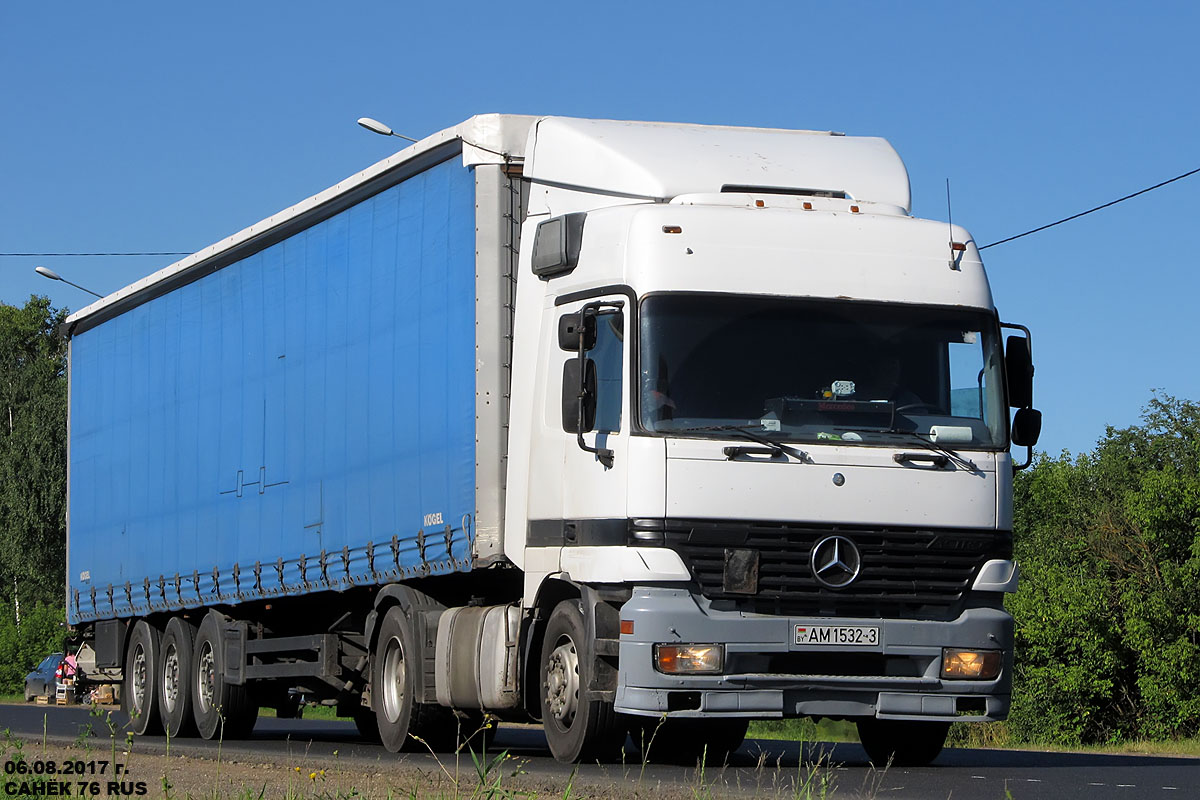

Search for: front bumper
xmin=614 ymin=587 xmax=1012 ymax=722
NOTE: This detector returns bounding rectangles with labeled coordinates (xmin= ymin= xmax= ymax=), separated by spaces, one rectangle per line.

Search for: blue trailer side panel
xmin=67 ymin=158 xmax=477 ymax=624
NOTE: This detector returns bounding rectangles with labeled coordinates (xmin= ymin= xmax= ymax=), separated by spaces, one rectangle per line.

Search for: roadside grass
xmin=947 ymin=721 xmax=1200 ymax=758
xmin=4 ymin=710 xmax=860 ymax=799
xmin=0 ymin=693 xmax=27 ymax=704
xmin=256 ymin=703 xmax=340 ymax=720
xmin=749 ymin=718 xmax=859 ymax=744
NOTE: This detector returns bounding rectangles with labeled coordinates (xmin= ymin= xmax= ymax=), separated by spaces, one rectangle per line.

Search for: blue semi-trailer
xmin=64 ymin=114 xmax=1039 ymax=765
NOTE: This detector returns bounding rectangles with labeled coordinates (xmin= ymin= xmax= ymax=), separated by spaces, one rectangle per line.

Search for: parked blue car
xmin=23 ymin=653 xmax=63 ymax=702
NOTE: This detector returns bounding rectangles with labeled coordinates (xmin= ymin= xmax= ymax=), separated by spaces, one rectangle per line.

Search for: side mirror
xmin=1012 ymin=407 xmax=1042 ymax=447
xmin=1005 ymin=335 xmax=1034 ymax=409
xmin=558 ymin=312 xmax=597 ymax=351
xmin=562 ymin=358 xmax=597 ymax=434
xmin=532 ymin=213 xmax=587 ymax=278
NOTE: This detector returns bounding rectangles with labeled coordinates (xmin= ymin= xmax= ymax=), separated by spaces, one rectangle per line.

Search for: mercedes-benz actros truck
xmin=63 ymin=114 xmax=1041 ymax=766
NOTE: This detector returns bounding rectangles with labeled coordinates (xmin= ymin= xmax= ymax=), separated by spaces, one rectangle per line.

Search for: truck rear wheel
xmin=158 ymin=617 xmax=198 ymax=737
xmin=191 ymin=613 xmax=258 ymax=740
xmin=123 ymin=620 xmax=162 ymax=735
xmin=539 ymin=599 xmax=625 ymax=763
xmin=856 ymin=719 xmax=950 ymax=767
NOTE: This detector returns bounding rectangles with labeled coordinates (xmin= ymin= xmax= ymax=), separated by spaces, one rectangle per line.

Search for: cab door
xmin=556 ymin=296 xmax=629 ymax=538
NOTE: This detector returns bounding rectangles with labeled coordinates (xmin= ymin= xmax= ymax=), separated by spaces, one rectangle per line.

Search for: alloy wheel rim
xmin=380 ymin=635 xmax=406 ymax=723
xmin=197 ymin=641 xmax=215 ymax=714
xmin=131 ymin=644 xmax=148 ymax=714
xmin=162 ymin=643 xmax=180 ymax=714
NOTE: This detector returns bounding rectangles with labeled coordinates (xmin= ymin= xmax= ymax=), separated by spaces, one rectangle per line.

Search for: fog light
xmin=941 ymin=648 xmax=1002 ymax=680
xmin=654 ymin=643 xmax=724 ymax=674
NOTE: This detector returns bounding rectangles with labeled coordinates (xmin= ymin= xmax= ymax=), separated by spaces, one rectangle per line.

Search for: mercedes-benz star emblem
xmin=810 ymin=535 xmax=862 ymax=589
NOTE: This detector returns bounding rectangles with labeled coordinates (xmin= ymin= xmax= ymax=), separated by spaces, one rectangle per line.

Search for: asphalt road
xmin=1 ymin=704 xmax=1196 ymax=799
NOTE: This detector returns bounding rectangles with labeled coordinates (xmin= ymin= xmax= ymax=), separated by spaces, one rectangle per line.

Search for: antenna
xmin=946 ymin=179 xmax=960 ymax=271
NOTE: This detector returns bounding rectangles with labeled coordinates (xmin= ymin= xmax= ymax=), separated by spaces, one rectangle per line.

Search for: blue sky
xmin=2 ymin=1 xmax=1197 ymax=457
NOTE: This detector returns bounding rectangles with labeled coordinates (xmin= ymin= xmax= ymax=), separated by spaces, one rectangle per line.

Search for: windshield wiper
xmin=890 ymin=431 xmax=978 ymax=472
xmin=678 ymin=425 xmax=810 ymax=463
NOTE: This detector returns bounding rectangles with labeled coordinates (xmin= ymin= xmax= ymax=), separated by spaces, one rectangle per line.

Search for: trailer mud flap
xmin=222 ymin=620 xmax=248 ymax=685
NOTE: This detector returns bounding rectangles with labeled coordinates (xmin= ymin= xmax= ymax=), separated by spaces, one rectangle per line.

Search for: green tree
xmin=1008 ymin=393 xmax=1200 ymax=744
xmin=0 ymin=296 xmax=69 ymax=613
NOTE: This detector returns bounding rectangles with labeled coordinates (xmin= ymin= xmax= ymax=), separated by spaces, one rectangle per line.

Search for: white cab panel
xmin=524 ymin=116 xmax=910 ymax=217
xmin=665 ymin=439 xmax=997 ymax=529
xmin=560 ymin=546 xmax=691 ymax=583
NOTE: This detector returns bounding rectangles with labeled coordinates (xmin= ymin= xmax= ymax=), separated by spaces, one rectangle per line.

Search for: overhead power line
xmin=980 ymin=166 xmax=1200 ymax=250
xmin=0 ymin=251 xmax=192 ymax=257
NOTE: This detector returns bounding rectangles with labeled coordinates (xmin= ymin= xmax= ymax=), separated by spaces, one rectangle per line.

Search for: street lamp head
xmin=34 ymin=265 xmax=104 ymax=298
xmin=356 ymin=117 xmax=419 ymax=144
xmin=357 ymin=117 xmax=394 ymax=137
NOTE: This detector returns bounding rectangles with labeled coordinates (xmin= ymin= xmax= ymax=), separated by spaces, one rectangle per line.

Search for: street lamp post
xmin=34 ymin=266 xmax=104 ymax=299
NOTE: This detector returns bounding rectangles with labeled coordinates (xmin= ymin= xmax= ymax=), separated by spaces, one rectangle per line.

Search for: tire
xmin=539 ymin=599 xmax=626 ymax=763
xmin=856 ymin=719 xmax=950 ymax=767
xmin=372 ymin=605 xmax=420 ymax=752
xmin=629 ymin=717 xmax=748 ymax=765
xmin=123 ymin=620 xmax=163 ymax=735
xmin=158 ymin=617 xmax=198 ymax=737
xmin=191 ymin=613 xmax=258 ymax=740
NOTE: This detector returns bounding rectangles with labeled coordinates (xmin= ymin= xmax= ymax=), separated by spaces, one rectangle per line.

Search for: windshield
xmin=639 ymin=294 xmax=1007 ymax=448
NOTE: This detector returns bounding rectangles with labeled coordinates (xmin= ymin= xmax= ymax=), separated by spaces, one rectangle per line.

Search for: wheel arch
xmin=522 ymin=576 xmax=625 ymax=719
xmin=365 ymin=584 xmax=445 ymax=707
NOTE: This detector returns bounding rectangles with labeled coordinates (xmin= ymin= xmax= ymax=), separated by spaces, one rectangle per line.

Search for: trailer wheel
xmin=191 ymin=613 xmax=258 ymax=740
xmin=158 ymin=617 xmax=197 ymax=737
xmin=856 ymin=719 xmax=950 ymax=767
xmin=539 ymin=599 xmax=625 ymax=763
xmin=123 ymin=620 xmax=163 ymax=735
xmin=372 ymin=605 xmax=420 ymax=752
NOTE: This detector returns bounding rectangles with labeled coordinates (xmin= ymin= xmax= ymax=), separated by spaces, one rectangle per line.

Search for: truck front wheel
xmin=123 ymin=620 xmax=162 ymax=735
xmin=856 ymin=718 xmax=950 ymax=767
xmin=538 ymin=600 xmax=625 ymax=763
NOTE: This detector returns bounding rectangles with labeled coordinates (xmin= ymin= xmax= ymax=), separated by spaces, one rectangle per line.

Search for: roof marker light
xmin=662 ymin=225 xmax=682 ymax=234
xmin=951 ymin=242 xmax=967 ymax=252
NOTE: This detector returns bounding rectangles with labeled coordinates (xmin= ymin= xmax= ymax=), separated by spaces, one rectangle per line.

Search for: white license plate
xmin=794 ymin=625 xmax=880 ymax=646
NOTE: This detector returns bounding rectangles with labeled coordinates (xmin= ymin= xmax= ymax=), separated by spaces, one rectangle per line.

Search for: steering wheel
xmin=895 ymin=403 xmax=938 ymax=414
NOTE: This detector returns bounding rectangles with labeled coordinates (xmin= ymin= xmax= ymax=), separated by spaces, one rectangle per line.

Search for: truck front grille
xmin=660 ymin=520 xmax=1008 ymax=622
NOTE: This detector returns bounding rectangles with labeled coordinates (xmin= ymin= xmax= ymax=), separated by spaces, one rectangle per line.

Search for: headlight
xmin=941 ymin=648 xmax=1003 ymax=680
xmin=654 ymin=643 xmax=724 ymax=674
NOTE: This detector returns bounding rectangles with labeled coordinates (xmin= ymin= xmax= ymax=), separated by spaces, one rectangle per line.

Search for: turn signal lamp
xmin=654 ymin=644 xmax=724 ymax=674
xmin=620 ymin=620 xmax=635 ymax=636
xmin=941 ymin=648 xmax=1002 ymax=680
